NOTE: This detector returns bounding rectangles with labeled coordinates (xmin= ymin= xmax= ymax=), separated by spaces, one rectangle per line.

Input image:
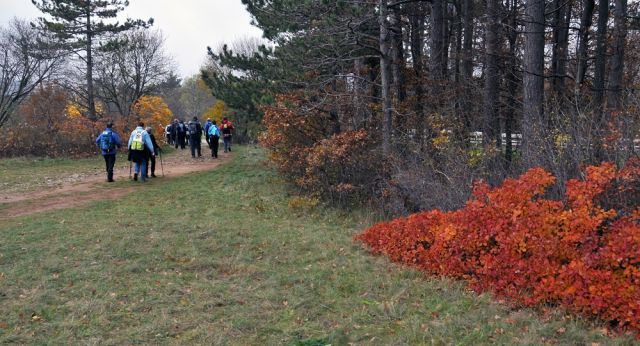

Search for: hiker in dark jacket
xmin=187 ymin=116 xmax=203 ymax=158
xmin=95 ymin=122 xmax=122 ymax=182
xmin=146 ymin=126 xmax=161 ymax=178
xmin=176 ymin=119 xmax=187 ymax=150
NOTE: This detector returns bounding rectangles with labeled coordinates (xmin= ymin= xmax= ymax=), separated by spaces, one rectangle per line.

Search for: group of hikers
xmin=95 ymin=116 xmax=235 ymax=182
xmin=164 ymin=117 xmax=235 ymax=158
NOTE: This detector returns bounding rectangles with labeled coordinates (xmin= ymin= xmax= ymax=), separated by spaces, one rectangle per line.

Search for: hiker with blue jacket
xmin=208 ymin=120 xmax=221 ymax=158
xmin=127 ymin=122 xmax=155 ymax=182
xmin=203 ymin=118 xmax=213 ymax=146
xmin=95 ymin=121 xmax=122 ymax=182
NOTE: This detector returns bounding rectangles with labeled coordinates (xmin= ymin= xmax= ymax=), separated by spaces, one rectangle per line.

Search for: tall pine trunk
xmin=410 ymin=3 xmax=426 ymax=148
xmin=607 ymin=0 xmax=627 ymax=111
xmin=551 ymin=0 xmax=573 ymax=100
xmin=592 ymin=0 xmax=609 ymax=112
xmin=575 ymin=0 xmax=595 ymax=90
xmin=522 ymin=0 xmax=545 ymax=166
xmin=85 ymin=6 xmax=96 ymax=120
xmin=380 ymin=0 xmax=393 ymax=155
xmin=484 ymin=0 xmax=500 ymax=147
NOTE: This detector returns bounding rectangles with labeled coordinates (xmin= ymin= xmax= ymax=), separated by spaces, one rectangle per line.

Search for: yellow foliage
xmin=132 ymin=96 xmax=173 ymax=135
xmin=201 ymin=100 xmax=228 ymax=124
xmin=64 ymin=101 xmax=104 ymax=119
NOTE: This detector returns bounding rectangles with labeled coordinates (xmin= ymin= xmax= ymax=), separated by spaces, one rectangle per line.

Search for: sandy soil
xmin=0 ymin=148 xmax=229 ymax=219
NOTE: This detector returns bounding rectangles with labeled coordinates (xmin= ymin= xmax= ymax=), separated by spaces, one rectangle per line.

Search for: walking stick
xmin=159 ymin=149 xmax=165 ymax=177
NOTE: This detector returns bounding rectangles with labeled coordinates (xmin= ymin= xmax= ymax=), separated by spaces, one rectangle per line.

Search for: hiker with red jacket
xmin=220 ymin=117 xmax=235 ymax=153
xmin=95 ymin=121 xmax=122 ymax=182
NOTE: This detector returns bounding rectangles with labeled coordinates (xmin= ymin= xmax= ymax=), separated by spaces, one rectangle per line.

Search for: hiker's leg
xmin=141 ymin=159 xmax=148 ymax=181
xmin=150 ymin=155 xmax=156 ymax=176
xmin=196 ymin=138 xmax=201 ymax=156
xmin=103 ymin=155 xmax=109 ymax=179
xmin=212 ymin=137 xmax=219 ymax=157
xmin=106 ymin=154 xmax=116 ymax=181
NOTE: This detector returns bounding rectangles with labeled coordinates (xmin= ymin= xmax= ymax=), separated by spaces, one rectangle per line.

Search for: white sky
xmin=0 ymin=0 xmax=264 ymax=78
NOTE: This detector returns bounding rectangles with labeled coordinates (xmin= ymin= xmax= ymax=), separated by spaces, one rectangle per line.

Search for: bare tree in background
xmin=0 ymin=19 xmax=61 ymax=128
xmin=96 ymin=29 xmax=174 ymax=118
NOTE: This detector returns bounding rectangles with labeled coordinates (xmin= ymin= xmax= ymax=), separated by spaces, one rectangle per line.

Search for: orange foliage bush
xmin=355 ymin=161 xmax=640 ymax=335
xmin=261 ymin=93 xmax=380 ymax=201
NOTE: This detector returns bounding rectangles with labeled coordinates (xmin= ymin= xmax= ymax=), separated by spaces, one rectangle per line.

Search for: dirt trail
xmin=0 ymin=148 xmax=229 ymax=219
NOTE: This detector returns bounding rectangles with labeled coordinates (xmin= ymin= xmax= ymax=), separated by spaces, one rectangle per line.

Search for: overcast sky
xmin=0 ymin=0 xmax=264 ymax=78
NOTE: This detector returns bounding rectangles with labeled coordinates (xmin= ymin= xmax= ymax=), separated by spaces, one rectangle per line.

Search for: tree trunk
xmin=484 ymin=0 xmax=500 ymax=147
xmin=380 ymin=0 xmax=393 ymax=155
xmin=460 ymin=0 xmax=474 ymax=135
xmin=505 ymin=1 xmax=519 ymax=167
xmin=410 ymin=3 xmax=426 ymax=148
xmin=85 ymin=6 xmax=96 ymax=120
xmin=575 ymin=0 xmax=595 ymax=88
xmin=551 ymin=0 xmax=573 ymax=99
xmin=390 ymin=9 xmax=406 ymax=104
xmin=607 ymin=0 xmax=627 ymax=111
xmin=592 ymin=0 xmax=609 ymax=112
xmin=430 ymin=0 xmax=445 ymax=81
xmin=522 ymin=0 xmax=545 ymax=165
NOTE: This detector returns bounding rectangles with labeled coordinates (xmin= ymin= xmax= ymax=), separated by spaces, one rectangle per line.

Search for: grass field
xmin=0 ymin=147 xmax=636 ymax=344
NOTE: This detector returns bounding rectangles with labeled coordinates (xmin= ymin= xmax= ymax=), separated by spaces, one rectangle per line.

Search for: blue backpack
xmin=100 ymin=131 xmax=115 ymax=151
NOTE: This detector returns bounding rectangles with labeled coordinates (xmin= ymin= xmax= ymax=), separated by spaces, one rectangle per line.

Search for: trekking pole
xmin=159 ymin=149 xmax=165 ymax=177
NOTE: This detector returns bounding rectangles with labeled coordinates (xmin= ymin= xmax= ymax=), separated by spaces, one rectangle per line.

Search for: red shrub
xmin=355 ymin=162 xmax=640 ymax=335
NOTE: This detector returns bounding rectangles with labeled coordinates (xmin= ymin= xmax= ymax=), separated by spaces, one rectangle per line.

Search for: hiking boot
xmin=108 ymin=179 xmax=115 ymax=182
xmin=133 ymin=173 xmax=138 ymax=181
xmin=151 ymin=174 xmax=157 ymax=178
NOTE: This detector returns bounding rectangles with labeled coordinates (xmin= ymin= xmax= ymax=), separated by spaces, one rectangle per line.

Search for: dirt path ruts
xmin=0 ymin=149 xmax=229 ymax=220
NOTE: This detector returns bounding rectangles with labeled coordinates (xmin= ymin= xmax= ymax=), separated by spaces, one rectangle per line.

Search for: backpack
xmin=178 ymin=123 xmax=186 ymax=133
xmin=189 ymin=121 xmax=200 ymax=136
xmin=131 ymin=130 xmax=145 ymax=151
xmin=100 ymin=131 xmax=115 ymax=151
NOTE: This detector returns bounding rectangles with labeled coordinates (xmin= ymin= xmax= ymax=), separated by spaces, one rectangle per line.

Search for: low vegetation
xmin=0 ymin=147 xmax=635 ymax=344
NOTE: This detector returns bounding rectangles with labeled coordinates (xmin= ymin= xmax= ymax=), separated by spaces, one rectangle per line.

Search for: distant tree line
xmin=0 ymin=1 xmax=219 ymax=157
xmin=207 ymin=0 xmax=640 ymax=213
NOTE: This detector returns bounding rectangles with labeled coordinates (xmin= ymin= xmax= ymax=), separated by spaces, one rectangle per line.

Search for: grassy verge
xmin=0 ymin=146 xmax=636 ymax=344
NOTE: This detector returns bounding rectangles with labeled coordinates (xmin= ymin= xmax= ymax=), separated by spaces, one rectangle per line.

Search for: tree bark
xmin=607 ymin=0 xmax=627 ymax=111
xmin=575 ymin=0 xmax=595 ymax=89
xmin=522 ymin=0 xmax=545 ymax=165
xmin=484 ymin=0 xmax=500 ymax=147
xmin=390 ymin=9 xmax=406 ymax=103
xmin=551 ymin=0 xmax=573 ymax=99
xmin=85 ymin=5 xmax=96 ymax=120
xmin=592 ymin=0 xmax=609 ymax=112
xmin=410 ymin=3 xmax=426 ymax=148
xmin=380 ymin=0 xmax=393 ymax=155
xmin=505 ymin=0 xmax=519 ymax=167
xmin=430 ymin=0 xmax=445 ymax=81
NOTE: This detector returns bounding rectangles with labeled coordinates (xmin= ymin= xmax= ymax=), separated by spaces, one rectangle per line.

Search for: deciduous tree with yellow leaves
xmin=131 ymin=95 xmax=173 ymax=137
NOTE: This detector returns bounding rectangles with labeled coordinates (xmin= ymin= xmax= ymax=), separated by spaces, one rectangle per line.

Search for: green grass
xmin=0 ymin=146 xmax=637 ymax=344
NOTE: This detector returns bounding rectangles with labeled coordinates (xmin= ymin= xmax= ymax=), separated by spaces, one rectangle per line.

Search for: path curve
xmin=0 ymin=148 xmax=229 ymax=220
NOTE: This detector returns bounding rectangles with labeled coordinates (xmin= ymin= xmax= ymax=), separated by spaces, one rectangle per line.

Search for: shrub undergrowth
xmin=356 ymin=160 xmax=640 ymax=336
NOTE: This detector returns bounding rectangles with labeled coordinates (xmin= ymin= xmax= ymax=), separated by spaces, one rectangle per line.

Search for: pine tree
xmin=31 ymin=0 xmax=152 ymax=120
